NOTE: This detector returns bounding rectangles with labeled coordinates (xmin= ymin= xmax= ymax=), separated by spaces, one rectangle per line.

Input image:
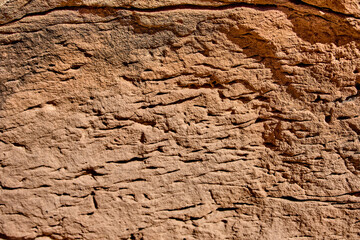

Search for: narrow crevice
xmin=8 ymin=0 xmax=357 ymax=32
xmin=91 ymin=191 xmax=98 ymax=209
xmin=24 ymin=104 xmax=42 ymax=111
xmin=287 ymin=0 xmax=358 ymax=18
xmin=337 ymin=116 xmax=352 ymax=120
xmin=1 ymin=3 xmax=279 ymax=26
xmin=0 ymin=233 xmax=31 ymax=240
xmin=279 ymin=196 xmax=313 ymax=202
xmin=107 ymin=156 xmax=149 ymax=164
xmin=272 ymin=196 xmax=357 ymax=204
xmin=82 ymin=167 xmax=106 ymax=178
xmin=181 ymin=159 xmax=203 ymax=163
xmin=216 ymin=207 xmax=238 ymax=211
xmin=140 ymin=95 xmax=200 ymax=109
xmin=348 ymin=122 xmax=360 ymax=135
xmin=162 ymin=203 xmax=202 ymax=212
xmin=129 ymin=178 xmax=147 ymax=182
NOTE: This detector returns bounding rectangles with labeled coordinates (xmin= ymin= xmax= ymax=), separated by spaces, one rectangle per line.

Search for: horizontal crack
xmin=288 ymin=0 xmax=359 ymax=19
xmin=1 ymin=0 xmax=358 ymax=31
xmin=270 ymin=196 xmax=360 ymax=205
xmin=0 ymin=3 xmax=277 ymax=26
xmin=161 ymin=203 xmax=203 ymax=212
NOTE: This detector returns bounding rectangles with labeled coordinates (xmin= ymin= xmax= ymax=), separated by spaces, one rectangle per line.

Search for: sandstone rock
xmin=1 ymin=0 xmax=360 ymax=239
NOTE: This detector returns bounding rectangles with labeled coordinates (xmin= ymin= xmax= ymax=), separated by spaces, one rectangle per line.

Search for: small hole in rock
xmin=325 ymin=115 xmax=331 ymax=123
xmin=355 ymin=83 xmax=360 ymax=91
xmin=313 ymin=95 xmax=322 ymax=102
xmin=140 ymin=133 xmax=146 ymax=143
xmin=71 ymin=64 xmax=82 ymax=69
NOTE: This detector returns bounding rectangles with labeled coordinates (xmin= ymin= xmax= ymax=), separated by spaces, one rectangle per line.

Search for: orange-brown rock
xmin=1 ymin=0 xmax=360 ymax=239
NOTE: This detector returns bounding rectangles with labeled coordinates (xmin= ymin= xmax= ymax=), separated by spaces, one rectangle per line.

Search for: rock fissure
xmin=2 ymin=0 xmax=360 ymax=29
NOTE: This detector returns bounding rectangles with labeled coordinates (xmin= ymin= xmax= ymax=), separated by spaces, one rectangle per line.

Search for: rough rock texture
xmin=1 ymin=0 xmax=360 ymax=239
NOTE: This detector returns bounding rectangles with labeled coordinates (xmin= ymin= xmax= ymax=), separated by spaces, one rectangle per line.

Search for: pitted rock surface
xmin=1 ymin=0 xmax=360 ymax=239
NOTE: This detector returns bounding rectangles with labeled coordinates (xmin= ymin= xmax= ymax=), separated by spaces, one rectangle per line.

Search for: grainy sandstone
xmin=1 ymin=0 xmax=360 ymax=239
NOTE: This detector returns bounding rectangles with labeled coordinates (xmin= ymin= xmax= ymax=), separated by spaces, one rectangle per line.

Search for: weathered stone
xmin=1 ymin=0 xmax=360 ymax=239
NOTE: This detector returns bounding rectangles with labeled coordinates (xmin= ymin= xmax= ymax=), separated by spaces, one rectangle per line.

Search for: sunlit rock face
xmin=1 ymin=0 xmax=360 ymax=239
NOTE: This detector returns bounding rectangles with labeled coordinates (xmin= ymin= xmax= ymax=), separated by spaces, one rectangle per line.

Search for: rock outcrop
xmin=1 ymin=0 xmax=360 ymax=239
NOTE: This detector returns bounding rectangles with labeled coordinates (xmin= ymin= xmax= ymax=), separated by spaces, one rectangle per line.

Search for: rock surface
xmin=1 ymin=0 xmax=360 ymax=239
